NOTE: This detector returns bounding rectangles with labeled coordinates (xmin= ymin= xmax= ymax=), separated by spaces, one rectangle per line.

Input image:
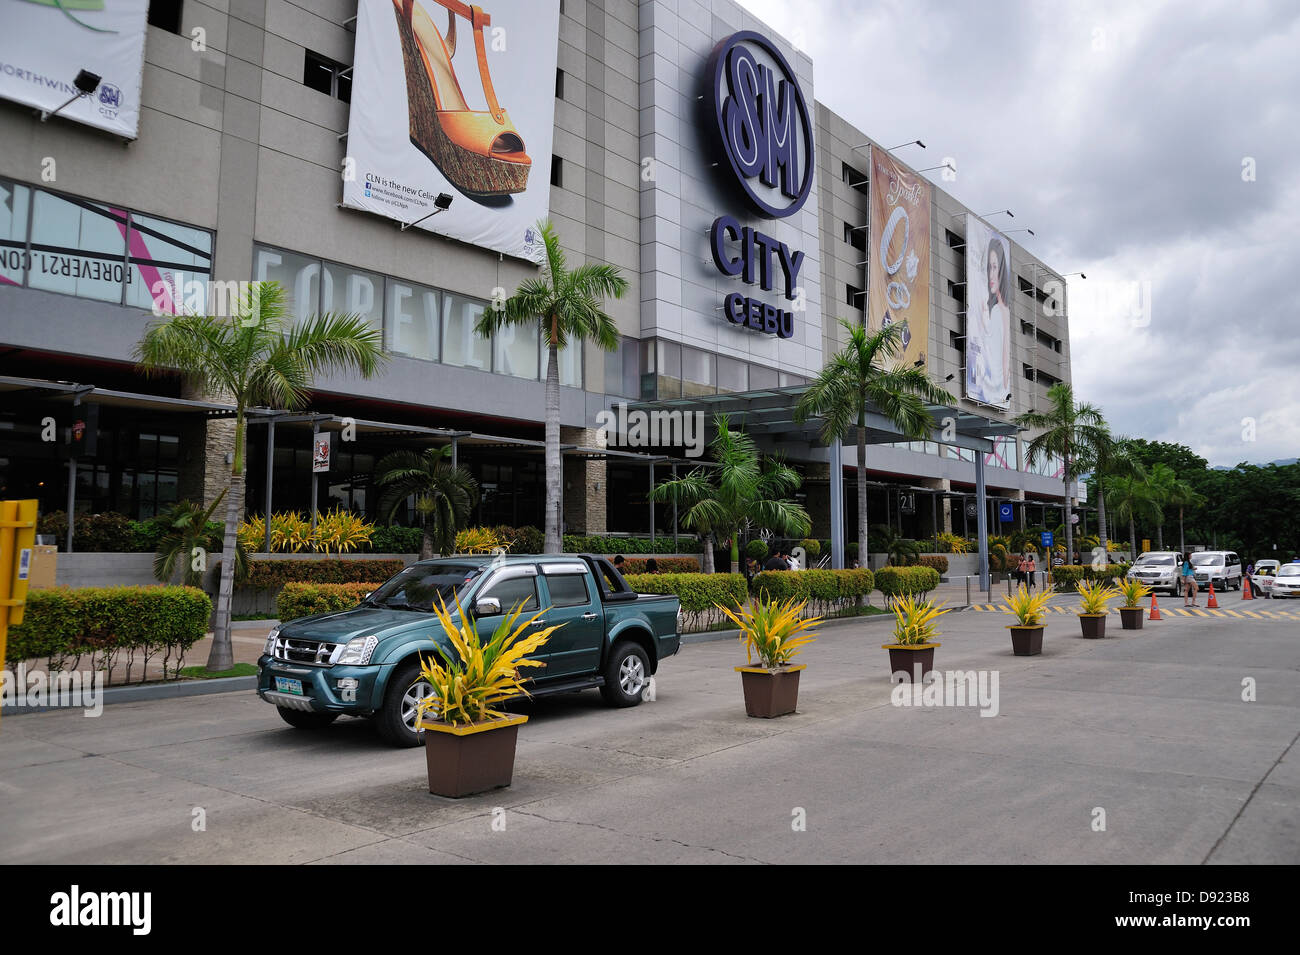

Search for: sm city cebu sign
xmin=706 ymin=31 xmax=813 ymax=341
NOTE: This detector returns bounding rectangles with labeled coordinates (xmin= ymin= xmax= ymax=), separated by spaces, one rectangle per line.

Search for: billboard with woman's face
xmin=964 ymin=216 xmax=1012 ymax=409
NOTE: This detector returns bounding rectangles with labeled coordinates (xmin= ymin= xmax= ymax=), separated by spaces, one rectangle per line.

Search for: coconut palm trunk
xmin=1063 ymin=446 xmax=1074 ymax=563
xmin=1096 ymin=482 xmax=1109 ymax=555
xmin=1178 ymin=508 xmax=1185 ymax=556
xmin=545 ymin=325 xmax=562 ymax=554
xmin=701 ymin=531 xmax=715 ymax=574
xmin=210 ymin=429 xmax=245 ymax=671
xmin=1130 ymin=515 xmax=1137 ymax=561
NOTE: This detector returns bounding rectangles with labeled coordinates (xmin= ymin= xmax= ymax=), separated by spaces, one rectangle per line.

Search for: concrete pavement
xmin=1 ymin=604 xmax=1296 ymax=864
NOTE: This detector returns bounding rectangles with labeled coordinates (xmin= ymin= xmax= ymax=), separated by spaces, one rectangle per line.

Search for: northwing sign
xmin=706 ymin=30 xmax=812 ymax=341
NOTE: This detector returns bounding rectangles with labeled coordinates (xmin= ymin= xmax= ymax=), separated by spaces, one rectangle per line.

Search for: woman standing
xmin=1181 ymin=555 xmax=1197 ymax=607
xmin=968 ymin=237 xmax=1011 ymax=405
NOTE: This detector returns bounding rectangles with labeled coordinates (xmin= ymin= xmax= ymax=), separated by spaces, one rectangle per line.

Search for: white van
xmin=1189 ymin=551 xmax=1242 ymax=592
xmin=1126 ymin=552 xmax=1182 ymax=595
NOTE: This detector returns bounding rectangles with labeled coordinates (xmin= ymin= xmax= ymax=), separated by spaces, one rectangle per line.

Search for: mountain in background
xmin=1211 ymin=457 xmax=1298 ymax=470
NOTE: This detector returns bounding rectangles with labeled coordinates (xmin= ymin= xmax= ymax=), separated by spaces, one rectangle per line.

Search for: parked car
xmin=256 ymin=554 xmax=683 ymax=746
xmin=1250 ymin=559 xmax=1281 ymax=597
xmin=1189 ymin=551 xmax=1242 ymax=592
xmin=1126 ymin=551 xmax=1183 ymax=595
xmin=1270 ymin=563 xmax=1300 ymax=599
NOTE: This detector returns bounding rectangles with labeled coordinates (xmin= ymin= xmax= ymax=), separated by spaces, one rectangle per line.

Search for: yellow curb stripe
xmin=1240 ymin=611 xmax=1263 ymax=619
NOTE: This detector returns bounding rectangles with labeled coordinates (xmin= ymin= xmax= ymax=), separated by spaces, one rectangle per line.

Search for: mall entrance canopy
xmin=627 ymin=384 xmax=1021 ymax=588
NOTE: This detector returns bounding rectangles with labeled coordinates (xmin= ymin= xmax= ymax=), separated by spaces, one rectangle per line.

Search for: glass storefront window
xmin=442 ymin=293 xmax=491 ymax=371
xmin=654 ymin=340 xmax=681 ymax=399
xmin=558 ymin=338 xmax=582 ymax=388
xmin=604 ymin=336 xmax=640 ymax=398
xmin=749 ymin=364 xmax=779 ymax=390
xmin=496 ymin=321 xmax=540 ymax=380
xmin=0 ymin=181 xmax=30 ymax=286
xmin=681 ymin=347 xmax=715 ymax=397
xmin=125 ymin=213 xmax=213 ymax=314
xmin=254 ymin=246 xmax=320 ymax=323
xmin=386 ymin=279 xmax=440 ymax=361
xmin=27 ymin=192 xmax=127 ymax=303
xmin=323 ymin=261 xmax=384 ymax=331
xmin=717 ymin=356 xmax=748 ymax=394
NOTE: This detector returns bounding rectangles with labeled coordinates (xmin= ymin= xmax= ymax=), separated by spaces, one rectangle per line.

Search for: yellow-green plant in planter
xmin=1115 ymin=576 xmax=1150 ymax=631
xmin=719 ymin=596 xmax=820 ymax=718
xmin=1003 ymin=584 xmax=1051 ymax=656
xmin=1076 ymin=579 xmax=1119 ymax=638
xmin=414 ymin=596 xmax=562 ymax=797
xmin=883 ymin=594 xmax=948 ymax=681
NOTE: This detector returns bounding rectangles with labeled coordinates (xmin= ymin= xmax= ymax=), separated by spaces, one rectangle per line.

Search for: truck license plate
xmin=275 ymin=677 xmax=304 ymax=696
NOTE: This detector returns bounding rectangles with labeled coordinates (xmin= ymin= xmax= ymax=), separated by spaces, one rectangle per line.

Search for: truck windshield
xmin=363 ymin=564 xmax=483 ymax=611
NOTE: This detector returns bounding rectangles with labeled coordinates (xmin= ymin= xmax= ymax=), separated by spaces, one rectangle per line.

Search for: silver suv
xmin=1126 ymin=552 xmax=1182 ymax=595
xmin=1189 ymin=551 xmax=1242 ymax=592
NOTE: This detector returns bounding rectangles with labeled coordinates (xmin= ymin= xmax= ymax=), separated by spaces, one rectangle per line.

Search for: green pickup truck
xmin=256 ymin=554 xmax=682 ymax=746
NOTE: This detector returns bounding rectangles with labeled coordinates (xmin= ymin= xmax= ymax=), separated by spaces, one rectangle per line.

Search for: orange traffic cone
xmin=1207 ymin=582 xmax=1219 ymax=609
xmin=1149 ymin=592 xmax=1162 ymax=621
xmin=1243 ymin=577 xmax=1254 ymax=600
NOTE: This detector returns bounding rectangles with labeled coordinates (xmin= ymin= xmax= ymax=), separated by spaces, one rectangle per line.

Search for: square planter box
xmin=1008 ymin=624 xmax=1044 ymax=655
xmin=883 ymin=643 xmax=940 ymax=683
xmin=419 ymin=713 xmax=528 ymax=798
xmin=735 ymin=665 xmax=805 ymax=718
xmin=1078 ymin=613 xmax=1108 ymax=638
xmin=1118 ymin=607 xmax=1145 ymax=630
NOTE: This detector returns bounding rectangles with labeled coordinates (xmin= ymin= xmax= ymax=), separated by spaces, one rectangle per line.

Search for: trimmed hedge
xmin=744 ymin=539 xmax=769 ymax=561
xmin=277 ymin=582 xmax=378 ymax=621
xmin=875 ymin=565 xmax=941 ymax=599
xmin=369 ymin=525 xmax=423 ymax=553
xmin=564 ymin=535 xmax=703 ymax=555
xmin=749 ymin=568 xmax=875 ymax=616
xmin=623 ymin=572 xmax=746 ymax=632
xmin=6 ymin=586 xmax=212 ymax=683
xmin=799 ymin=538 xmax=821 ymax=559
xmin=244 ymin=558 xmax=405 ymax=590
xmin=918 ymin=554 xmax=949 ymax=575
xmin=1049 ymin=564 xmax=1132 ymax=592
xmin=620 ymin=556 xmax=700 ymax=574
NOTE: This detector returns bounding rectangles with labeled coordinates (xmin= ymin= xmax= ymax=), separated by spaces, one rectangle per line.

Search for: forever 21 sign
xmin=706 ymin=30 xmax=813 ymax=341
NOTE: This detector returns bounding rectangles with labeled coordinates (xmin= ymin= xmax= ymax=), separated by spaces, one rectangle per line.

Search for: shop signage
xmin=705 ymin=30 xmax=814 ymax=341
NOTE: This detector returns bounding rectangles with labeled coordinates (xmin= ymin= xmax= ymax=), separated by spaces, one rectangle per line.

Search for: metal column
xmin=648 ymin=460 xmax=655 ymax=542
xmin=309 ymin=420 xmax=319 ymax=533
xmin=262 ymin=417 xmax=276 ymax=553
xmin=829 ymin=439 xmax=844 ymax=569
xmin=975 ymin=453 xmax=989 ymax=591
xmin=671 ymin=463 xmax=678 ymax=551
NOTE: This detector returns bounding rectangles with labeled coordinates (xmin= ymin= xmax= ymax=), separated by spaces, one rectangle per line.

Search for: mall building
xmin=0 ymin=0 xmax=1079 ymax=562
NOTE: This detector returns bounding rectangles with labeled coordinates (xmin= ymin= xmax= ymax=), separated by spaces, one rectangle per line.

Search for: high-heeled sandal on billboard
xmin=391 ymin=0 xmax=531 ymax=197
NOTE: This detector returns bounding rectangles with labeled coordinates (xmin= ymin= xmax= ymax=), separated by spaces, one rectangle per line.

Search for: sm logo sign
xmin=707 ymin=31 xmax=814 ymax=219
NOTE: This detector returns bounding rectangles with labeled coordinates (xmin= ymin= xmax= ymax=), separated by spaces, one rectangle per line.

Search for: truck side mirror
xmin=475 ymin=597 xmax=502 ymax=617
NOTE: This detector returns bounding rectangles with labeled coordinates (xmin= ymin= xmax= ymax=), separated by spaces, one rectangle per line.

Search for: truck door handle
xmin=581 ymin=612 xmax=598 ymax=620
xmin=531 ymin=619 xmax=547 ymax=627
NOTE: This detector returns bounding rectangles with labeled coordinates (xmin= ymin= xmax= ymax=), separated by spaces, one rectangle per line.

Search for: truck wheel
xmin=277 ymin=707 xmax=338 ymax=730
xmin=376 ymin=659 xmax=431 ymax=747
xmin=600 ymin=641 xmax=650 ymax=708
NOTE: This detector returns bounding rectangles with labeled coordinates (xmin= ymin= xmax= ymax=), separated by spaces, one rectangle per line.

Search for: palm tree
xmin=136 ymin=281 xmax=386 ymax=671
xmin=1106 ymin=468 xmax=1163 ymax=562
xmin=1080 ymin=431 xmax=1140 ymax=558
xmin=476 ymin=219 xmax=628 ymax=553
xmin=1166 ymin=478 xmax=1204 ymax=556
xmin=870 ymin=524 xmax=921 ymax=566
xmin=1146 ymin=463 xmax=1180 ymax=550
xmin=1015 ymin=383 xmax=1107 ymax=565
xmin=650 ymin=414 xmax=811 ymax=573
xmin=152 ymin=492 xmax=248 ymax=588
xmin=795 ymin=320 xmax=954 ymax=566
xmin=375 ymin=446 xmax=479 ymax=559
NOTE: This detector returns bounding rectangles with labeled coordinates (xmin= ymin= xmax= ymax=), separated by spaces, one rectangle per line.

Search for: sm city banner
xmin=868 ymin=149 xmax=931 ymax=366
xmin=964 ymin=215 xmax=1013 ymax=409
xmin=343 ymin=0 xmax=560 ymax=263
xmin=0 ymin=0 xmax=148 ymax=138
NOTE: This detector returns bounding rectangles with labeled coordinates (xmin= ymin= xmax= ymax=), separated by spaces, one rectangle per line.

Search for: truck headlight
xmin=333 ymin=635 xmax=379 ymax=666
xmin=263 ymin=627 xmax=281 ymax=657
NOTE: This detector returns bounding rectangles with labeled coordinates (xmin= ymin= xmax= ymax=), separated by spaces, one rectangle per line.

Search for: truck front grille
xmin=272 ymin=636 xmax=336 ymax=667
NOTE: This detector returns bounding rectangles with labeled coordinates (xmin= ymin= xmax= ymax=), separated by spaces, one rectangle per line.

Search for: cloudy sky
xmin=739 ymin=0 xmax=1300 ymax=467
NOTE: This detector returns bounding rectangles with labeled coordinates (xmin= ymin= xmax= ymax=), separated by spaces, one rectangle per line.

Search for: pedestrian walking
xmin=1026 ymin=553 xmax=1037 ymax=591
xmin=1181 ymin=555 xmax=1197 ymax=607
